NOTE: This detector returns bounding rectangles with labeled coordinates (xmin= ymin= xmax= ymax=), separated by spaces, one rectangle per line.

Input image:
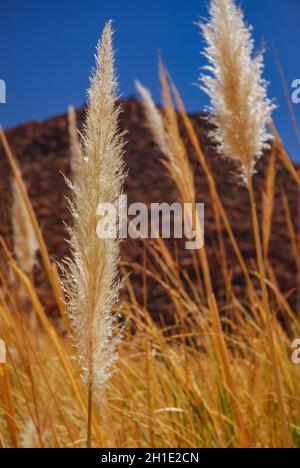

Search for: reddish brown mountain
xmin=1 ymin=98 xmax=299 ymax=318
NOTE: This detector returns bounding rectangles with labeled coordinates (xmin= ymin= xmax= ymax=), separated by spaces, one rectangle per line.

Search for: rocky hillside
xmin=1 ymin=98 xmax=299 ymax=318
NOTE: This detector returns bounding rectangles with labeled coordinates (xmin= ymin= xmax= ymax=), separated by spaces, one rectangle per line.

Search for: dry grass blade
xmin=262 ymin=150 xmax=276 ymax=259
xmin=270 ymin=122 xmax=300 ymax=190
xmin=0 ymin=364 xmax=18 ymax=447
xmin=138 ymin=60 xmax=249 ymax=447
xmin=9 ymin=261 xmax=86 ymax=417
xmin=170 ymin=81 xmax=257 ymax=302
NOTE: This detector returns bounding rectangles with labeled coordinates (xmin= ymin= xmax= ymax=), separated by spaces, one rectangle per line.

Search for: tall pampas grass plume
xmin=11 ymin=175 xmax=38 ymax=275
xmin=61 ymin=21 xmax=125 ymax=445
xmin=136 ymin=75 xmax=195 ymax=205
xmin=198 ymin=0 xmax=275 ymax=184
xmin=135 ymin=80 xmax=171 ymax=159
xmin=199 ymin=0 xmax=290 ymax=447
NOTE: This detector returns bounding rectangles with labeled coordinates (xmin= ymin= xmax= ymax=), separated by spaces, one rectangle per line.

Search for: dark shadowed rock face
xmin=1 ymin=98 xmax=299 ymax=318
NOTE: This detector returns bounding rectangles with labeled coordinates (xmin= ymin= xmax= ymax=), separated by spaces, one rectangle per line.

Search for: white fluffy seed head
xmin=135 ymin=80 xmax=171 ymax=159
xmin=199 ymin=0 xmax=275 ymax=184
xmin=136 ymin=75 xmax=195 ymax=204
xmin=62 ymin=21 xmax=125 ymax=394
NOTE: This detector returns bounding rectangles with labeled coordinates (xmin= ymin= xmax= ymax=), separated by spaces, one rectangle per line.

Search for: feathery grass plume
xmin=199 ymin=0 xmax=275 ymax=185
xmin=136 ymin=77 xmax=203 ymax=259
xmin=136 ymin=74 xmax=195 ymax=206
xmin=135 ymin=80 xmax=171 ymax=159
xmin=11 ymin=175 xmax=38 ymax=275
xmin=68 ymin=106 xmax=82 ymax=180
xmin=199 ymin=0 xmax=290 ymax=448
xmin=62 ymin=21 xmax=125 ymax=443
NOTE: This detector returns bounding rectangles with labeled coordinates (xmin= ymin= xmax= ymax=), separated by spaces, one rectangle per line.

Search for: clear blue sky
xmin=0 ymin=0 xmax=300 ymax=160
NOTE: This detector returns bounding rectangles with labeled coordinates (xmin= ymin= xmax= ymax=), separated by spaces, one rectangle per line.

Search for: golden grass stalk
xmin=62 ymin=22 xmax=125 ymax=448
xmin=135 ymin=81 xmax=171 ymax=159
xmin=262 ymin=150 xmax=276 ymax=259
xmin=281 ymin=190 xmax=300 ymax=312
xmin=159 ymin=63 xmax=196 ymax=207
xmin=136 ymin=74 xmax=206 ymax=289
xmin=200 ymin=0 xmax=290 ymax=447
xmin=11 ymin=175 xmax=38 ymax=276
xmin=170 ymin=81 xmax=257 ymax=302
xmin=9 ymin=261 xmax=86 ymax=416
xmin=0 ymin=430 xmax=4 ymax=448
xmin=137 ymin=64 xmax=249 ymax=448
xmin=270 ymin=122 xmax=300 ymax=190
xmin=136 ymin=73 xmax=195 ymax=206
xmin=0 ymin=363 xmax=18 ymax=447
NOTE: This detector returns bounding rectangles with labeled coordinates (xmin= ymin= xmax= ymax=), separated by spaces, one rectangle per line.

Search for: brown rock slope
xmin=0 ymin=98 xmax=299 ymax=318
